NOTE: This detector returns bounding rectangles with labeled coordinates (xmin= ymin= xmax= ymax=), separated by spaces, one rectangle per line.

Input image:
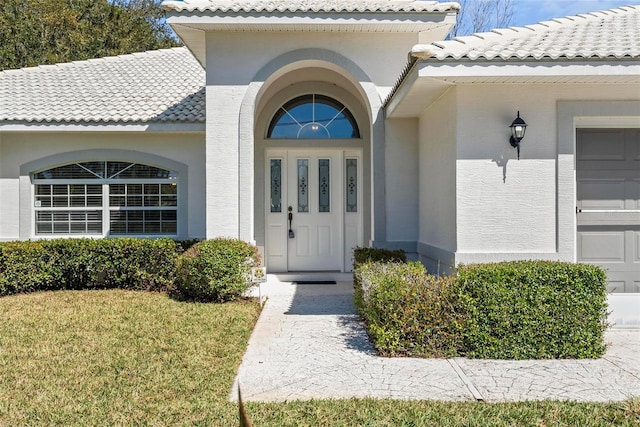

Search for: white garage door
xmin=577 ymin=128 xmax=640 ymax=293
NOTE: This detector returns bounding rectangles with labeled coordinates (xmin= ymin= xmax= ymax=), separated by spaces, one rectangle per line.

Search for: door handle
xmin=288 ymin=206 xmax=295 ymax=238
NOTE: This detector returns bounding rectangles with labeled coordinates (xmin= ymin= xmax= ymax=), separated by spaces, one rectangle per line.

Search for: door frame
xmin=265 ymin=147 xmax=363 ymax=272
xmin=253 ymin=80 xmax=373 ymax=272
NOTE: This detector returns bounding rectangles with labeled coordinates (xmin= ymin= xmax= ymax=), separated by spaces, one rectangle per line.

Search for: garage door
xmin=577 ymin=128 xmax=640 ymax=293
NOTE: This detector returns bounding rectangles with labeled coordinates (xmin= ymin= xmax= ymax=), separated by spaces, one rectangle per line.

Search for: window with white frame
xmin=267 ymin=94 xmax=360 ymax=139
xmin=32 ymin=161 xmax=178 ymax=236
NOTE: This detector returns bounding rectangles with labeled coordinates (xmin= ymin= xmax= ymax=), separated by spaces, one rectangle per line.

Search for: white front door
xmin=265 ymin=149 xmax=362 ymax=272
xmin=287 ymin=150 xmax=342 ymax=271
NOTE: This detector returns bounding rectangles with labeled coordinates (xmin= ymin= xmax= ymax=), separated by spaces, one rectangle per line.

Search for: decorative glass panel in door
xmin=346 ymin=159 xmax=357 ymax=213
xmin=297 ymin=159 xmax=309 ymax=213
xmin=318 ymin=159 xmax=330 ymax=213
xmin=270 ymin=159 xmax=282 ymax=213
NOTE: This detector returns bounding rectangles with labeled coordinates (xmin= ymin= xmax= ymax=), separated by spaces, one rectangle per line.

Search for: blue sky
xmin=510 ymin=0 xmax=636 ymax=26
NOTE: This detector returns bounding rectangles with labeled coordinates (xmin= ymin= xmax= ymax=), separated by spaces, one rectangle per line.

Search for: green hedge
xmin=352 ymin=247 xmax=408 ymax=311
xmin=353 ymin=247 xmax=407 ymax=267
xmin=0 ymin=238 xmax=261 ymax=302
xmin=0 ymin=240 xmax=58 ymax=295
xmin=354 ymin=259 xmax=608 ymax=360
xmin=355 ymin=261 xmax=466 ymax=357
xmin=176 ymin=238 xmax=261 ymax=302
xmin=0 ymin=238 xmax=179 ymax=296
xmin=457 ymin=261 xmax=608 ymax=359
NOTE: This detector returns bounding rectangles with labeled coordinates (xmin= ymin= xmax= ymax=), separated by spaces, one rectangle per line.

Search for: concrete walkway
xmin=232 ymin=277 xmax=640 ymax=403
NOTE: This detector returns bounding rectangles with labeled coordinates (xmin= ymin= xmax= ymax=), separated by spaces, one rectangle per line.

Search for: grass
xmin=247 ymin=398 xmax=640 ymax=426
xmin=1 ymin=290 xmax=638 ymax=426
xmin=0 ymin=290 xmax=261 ymax=426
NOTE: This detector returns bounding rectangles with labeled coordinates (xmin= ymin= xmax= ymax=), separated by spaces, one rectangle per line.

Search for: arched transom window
xmin=267 ymin=94 xmax=360 ymax=139
xmin=32 ymin=161 xmax=178 ymax=236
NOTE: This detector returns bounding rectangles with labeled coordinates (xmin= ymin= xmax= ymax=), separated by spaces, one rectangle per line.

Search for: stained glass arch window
xmin=267 ymin=94 xmax=360 ymax=139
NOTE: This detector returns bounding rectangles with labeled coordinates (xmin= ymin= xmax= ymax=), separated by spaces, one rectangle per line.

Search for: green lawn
xmin=248 ymin=399 xmax=640 ymax=426
xmin=0 ymin=290 xmax=260 ymax=425
xmin=1 ymin=290 xmax=638 ymax=426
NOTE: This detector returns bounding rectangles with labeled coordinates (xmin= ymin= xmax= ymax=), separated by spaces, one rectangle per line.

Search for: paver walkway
xmin=232 ymin=278 xmax=640 ymax=402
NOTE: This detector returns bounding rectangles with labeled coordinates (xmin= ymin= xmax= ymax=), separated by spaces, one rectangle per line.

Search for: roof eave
xmin=167 ymin=11 xmax=457 ymax=69
xmin=166 ymin=10 xmax=457 ymax=32
xmin=161 ymin=1 xmax=461 ymax=14
xmin=417 ymin=57 xmax=640 ymax=79
xmin=386 ymin=58 xmax=640 ymax=118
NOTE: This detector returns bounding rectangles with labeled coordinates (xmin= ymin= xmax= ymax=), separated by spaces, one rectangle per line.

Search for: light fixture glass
xmin=509 ymin=111 xmax=527 ymax=160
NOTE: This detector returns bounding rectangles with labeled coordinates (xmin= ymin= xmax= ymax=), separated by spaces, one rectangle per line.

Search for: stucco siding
xmin=205 ymin=86 xmax=246 ymax=238
xmin=205 ymin=32 xmax=417 ymax=89
xmin=384 ymin=118 xmax=418 ymax=246
xmin=0 ymin=132 xmax=20 ymax=240
xmin=456 ymin=159 xmax=556 ymax=253
xmin=455 ymin=84 xmax=556 ymax=255
xmin=418 ymin=87 xmax=457 ymax=272
xmin=454 ymin=83 xmax=640 ymax=263
xmin=0 ymin=132 xmax=206 ymax=240
xmin=204 ymin=31 xmax=398 ymax=244
xmin=0 ymin=180 xmax=19 ymax=240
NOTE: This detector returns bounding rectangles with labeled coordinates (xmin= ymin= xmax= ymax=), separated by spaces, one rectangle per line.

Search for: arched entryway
xmin=254 ymin=68 xmax=372 ymax=272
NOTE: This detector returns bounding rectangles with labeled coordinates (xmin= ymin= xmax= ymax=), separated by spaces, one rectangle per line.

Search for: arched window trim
xmin=267 ymin=94 xmax=360 ymax=139
xmin=32 ymin=160 xmax=179 ymax=182
xmin=32 ymin=160 xmax=179 ymax=237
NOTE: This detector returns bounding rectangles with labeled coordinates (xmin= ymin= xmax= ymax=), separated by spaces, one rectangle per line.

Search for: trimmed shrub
xmin=355 ymin=261 xmax=466 ymax=358
xmin=353 ymin=259 xmax=608 ymax=360
xmin=353 ymin=247 xmax=407 ymax=267
xmin=0 ymin=241 xmax=64 ymax=295
xmin=175 ymin=238 xmax=202 ymax=253
xmin=457 ymin=261 xmax=608 ymax=359
xmin=176 ymin=238 xmax=261 ymax=302
xmin=0 ymin=238 xmax=179 ymax=296
xmin=352 ymin=247 xmax=407 ymax=310
xmin=82 ymin=238 xmax=178 ymax=291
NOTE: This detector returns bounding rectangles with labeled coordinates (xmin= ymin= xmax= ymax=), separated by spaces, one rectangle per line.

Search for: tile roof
xmin=162 ymin=0 xmax=460 ymax=14
xmin=411 ymin=5 xmax=640 ymax=61
xmin=0 ymin=47 xmax=205 ymax=124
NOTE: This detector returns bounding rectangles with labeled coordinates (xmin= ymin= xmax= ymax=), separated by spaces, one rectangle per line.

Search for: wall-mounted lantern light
xmin=509 ymin=111 xmax=527 ymax=160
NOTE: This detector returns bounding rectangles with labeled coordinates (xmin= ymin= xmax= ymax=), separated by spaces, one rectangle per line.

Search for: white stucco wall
xmin=205 ymin=32 xmax=417 ymax=90
xmin=384 ymin=118 xmax=419 ymax=248
xmin=452 ymin=83 xmax=640 ymax=263
xmin=205 ymin=86 xmax=246 ymax=238
xmin=417 ymin=87 xmax=457 ymax=272
xmin=0 ymin=131 xmax=206 ymax=241
xmin=0 ymin=133 xmax=13 ymax=239
xmin=411 ymin=82 xmax=640 ymax=270
xmin=203 ymin=31 xmax=413 ymax=242
xmin=455 ymin=85 xmax=556 ymax=257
